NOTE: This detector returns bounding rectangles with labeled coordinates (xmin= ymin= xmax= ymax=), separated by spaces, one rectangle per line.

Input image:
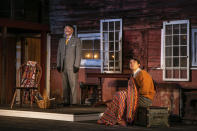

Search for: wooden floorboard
xmin=0 ymin=104 xmax=105 ymax=122
xmin=0 ymin=104 xmax=106 ymax=115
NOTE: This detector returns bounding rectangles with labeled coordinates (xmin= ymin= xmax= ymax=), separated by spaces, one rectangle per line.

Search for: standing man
xmin=57 ymin=24 xmax=81 ymax=105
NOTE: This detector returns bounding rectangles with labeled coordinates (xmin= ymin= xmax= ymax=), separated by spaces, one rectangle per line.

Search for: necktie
xmin=66 ymin=37 xmax=69 ymax=45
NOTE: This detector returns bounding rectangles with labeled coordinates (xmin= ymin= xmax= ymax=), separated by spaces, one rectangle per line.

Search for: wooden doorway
xmin=24 ymin=37 xmax=41 ymax=64
xmin=15 ymin=37 xmax=41 ymax=103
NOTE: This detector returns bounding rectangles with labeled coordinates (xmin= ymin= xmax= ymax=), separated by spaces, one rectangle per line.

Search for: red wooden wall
xmin=49 ymin=0 xmax=197 ymax=119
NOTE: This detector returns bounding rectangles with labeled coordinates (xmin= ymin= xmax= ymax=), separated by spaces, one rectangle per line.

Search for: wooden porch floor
xmin=0 ymin=104 xmax=106 ymax=122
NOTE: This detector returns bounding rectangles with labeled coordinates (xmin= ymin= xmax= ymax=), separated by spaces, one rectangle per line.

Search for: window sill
xmin=80 ymin=66 xmax=100 ymax=69
xmin=191 ymin=67 xmax=197 ymax=70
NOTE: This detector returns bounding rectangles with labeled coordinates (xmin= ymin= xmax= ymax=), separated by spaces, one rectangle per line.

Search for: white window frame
xmin=78 ymin=33 xmax=101 ymax=68
xmin=161 ymin=29 xmax=164 ymax=69
xmin=192 ymin=28 xmax=197 ymax=66
xmin=100 ymin=19 xmax=122 ymax=73
xmin=162 ymin=20 xmax=190 ymax=81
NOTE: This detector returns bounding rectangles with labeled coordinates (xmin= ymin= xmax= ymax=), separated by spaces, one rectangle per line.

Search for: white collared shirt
xmin=133 ymin=68 xmax=141 ymax=78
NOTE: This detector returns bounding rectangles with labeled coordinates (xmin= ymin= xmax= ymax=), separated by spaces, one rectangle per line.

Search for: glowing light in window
xmin=94 ymin=54 xmax=98 ymax=59
xmin=85 ymin=53 xmax=91 ymax=59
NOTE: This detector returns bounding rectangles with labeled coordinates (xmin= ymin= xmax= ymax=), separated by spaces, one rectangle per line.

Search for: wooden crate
xmin=135 ymin=106 xmax=170 ymax=127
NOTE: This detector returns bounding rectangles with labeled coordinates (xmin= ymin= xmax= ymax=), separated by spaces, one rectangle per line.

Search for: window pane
xmin=173 ymin=24 xmax=179 ymax=34
xmin=109 ymin=42 xmax=114 ymax=51
xmin=115 ymin=31 xmax=120 ymax=41
xmin=181 ymin=24 xmax=187 ymax=34
xmin=173 ymin=35 xmax=179 ymax=45
xmin=173 ymin=69 xmax=179 ymax=79
xmin=173 ymin=57 xmax=179 ymax=67
xmin=109 ymin=62 xmax=114 ymax=67
xmin=115 ymin=52 xmax=120 ymax=60
xmin=109 ymin=32 xmax=114 ymax=41
xmin=103 ymin=41 xmax=109 ymax=51
xmin=94 ymin=39 xmax=100 ymax=50
xmin=180 ymin=35 xmax=187 ymax=45
xmin=103 ymin=32 xmax=108 ymax=42
xmin=103 ymin=52 xmax=109 ymax=65
xmin=109 ymin=52 xmax=114 ymax=60
xmin=166 ymin=58 xmax=172 ymax=67
xmin=109 ymin=22 xmax=114 ymax=31
xmin=82 ymin=40 xmax=93 ymax=49
xmin=165 ymin=25 xmax=172 ymax=35
xmin=166 ymin=69 xmax=172 ymax=78
xmin=109 ymin=62 xmax=115 ymax=71
xmin=165 ymin=36 xmax=172 ymax=45
xmin=166 ymin=47 xmax=172 ymax=56
xmin=180 ymin=57 xmax=187 ymax=67
xmin=82 ymin=50 xmax=93 ymax=59
xmin=115 ymin=62 xmax=120 ymax=71
xmin=115 ymin=21 xmax=120 ymax=30
xmin=173 ymin=47 xmax=179 ymax=56
xmin=93 ymin=51 xmax=100 ymax=59
xmin=115 ymin=42 xmax=119 ymax=51
xmin=103 ymin=22 xmax=108 ymax=31
xmin=180 ymin=69 xmax=187 ymax=78
xmin=103 ymin=64 xmax=108 ymax=70
xmin=180 ymin=46 xmax=187 ymax=56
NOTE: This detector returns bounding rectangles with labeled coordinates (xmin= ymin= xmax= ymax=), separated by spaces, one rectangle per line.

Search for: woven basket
xmin=36 ymin=97 xmax=55 ymax=109
xmin=37 ymin=99 xmax=50 ymax=109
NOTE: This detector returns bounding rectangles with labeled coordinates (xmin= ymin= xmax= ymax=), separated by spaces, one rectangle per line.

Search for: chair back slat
xmin=19 ymin=61 xmax=42 ymax=88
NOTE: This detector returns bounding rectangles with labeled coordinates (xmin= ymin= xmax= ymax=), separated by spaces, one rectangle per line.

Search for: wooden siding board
xmin=148 ymin=49 xmax=161 ymax=56
xmin=0 ymin=18 xmax=49 ymax=31
xmin=148 ymin=62 xmax=160 ymax=68
xmin=0 ymin=37 xmax=2 ymax=102
xmin=40 ymin=32 xmax=47 ymax=95
xmin=51 ymin=0 xmax=196 ymax=31
xmin=50 ymin=0 xmax=197 ymax=33
xmin=5 ymin=38 xmax=16 ymax=103
xmin=0 ymin=36 xmax=17 ymax=104
xmin=50 ymin=69 xmax=62 ymax=103
xmin=0 ymin=27 xmax=7 ymax=104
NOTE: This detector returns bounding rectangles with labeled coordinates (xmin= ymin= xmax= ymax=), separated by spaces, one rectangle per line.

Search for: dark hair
xmin=64 ymin=24 xmax=74 ymax=29
xmin=130 ymin=57 xmax=140 ymax=64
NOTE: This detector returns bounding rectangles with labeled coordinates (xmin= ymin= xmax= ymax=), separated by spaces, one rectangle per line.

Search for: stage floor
xmin=0 ymin=104 xmax=106 ymax=122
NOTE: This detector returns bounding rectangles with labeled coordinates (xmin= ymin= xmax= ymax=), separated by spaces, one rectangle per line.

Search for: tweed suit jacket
xmin=57 ymin=35 xmax=82 ymax=72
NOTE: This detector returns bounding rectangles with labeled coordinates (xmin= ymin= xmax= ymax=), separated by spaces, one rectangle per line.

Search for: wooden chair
xmin=80 ymin=82 xmax=99 ymax=105
xmin=11 ymin=61 xmax=42 ymax=109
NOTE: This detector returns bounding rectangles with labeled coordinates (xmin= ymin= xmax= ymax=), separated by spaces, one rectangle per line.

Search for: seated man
xmin=97 ymin=57 xmax=155 ymax=126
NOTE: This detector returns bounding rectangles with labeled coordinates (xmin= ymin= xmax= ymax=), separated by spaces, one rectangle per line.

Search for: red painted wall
xmin=49 ymin=0 xmax=197 ymax=119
